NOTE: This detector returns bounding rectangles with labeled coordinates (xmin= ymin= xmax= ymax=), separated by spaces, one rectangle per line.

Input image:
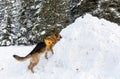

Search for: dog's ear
xmin=55 ymin=33 xmax=62 ymax=39
xmin=54 ymin=33 xmax=59 ymax=37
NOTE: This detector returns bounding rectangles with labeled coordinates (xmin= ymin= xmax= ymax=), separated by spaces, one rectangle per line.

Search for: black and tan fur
xmin=13 ymin=33 xmax=62 ymax=73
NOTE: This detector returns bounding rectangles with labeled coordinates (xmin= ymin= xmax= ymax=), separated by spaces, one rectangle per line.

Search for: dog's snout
xmin=60 ymin=36 xmax=62 ymax=38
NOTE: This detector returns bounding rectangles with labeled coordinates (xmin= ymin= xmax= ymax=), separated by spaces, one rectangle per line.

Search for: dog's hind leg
xmin=30 ymin=62 xmax=38 ymax=73
xmin=28 ymin=62 xmax=32 ymax=70
xmin=28 ymin=53 xmax=40 ymax=73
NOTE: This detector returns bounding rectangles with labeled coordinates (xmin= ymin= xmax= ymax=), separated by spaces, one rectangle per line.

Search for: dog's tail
xmin=13 ymin=54 xmax=31 ymax=62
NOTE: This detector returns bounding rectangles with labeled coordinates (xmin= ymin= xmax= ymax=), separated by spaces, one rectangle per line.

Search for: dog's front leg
xmin=51 ymin=49 xmax=54 ymax=54
xmin=45 ymin=52 xmax=48 ymax=59
xmin=50 ymin=47 xmax=54 ymax=54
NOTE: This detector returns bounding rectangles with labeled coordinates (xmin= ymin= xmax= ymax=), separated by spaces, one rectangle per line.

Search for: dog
xmin=13 ymin=33 xmax=62 ymax=73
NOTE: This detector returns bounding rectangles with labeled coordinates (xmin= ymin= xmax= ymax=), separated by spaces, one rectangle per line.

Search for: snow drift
xmin=0 ymin=14 xmax=120 ymax=79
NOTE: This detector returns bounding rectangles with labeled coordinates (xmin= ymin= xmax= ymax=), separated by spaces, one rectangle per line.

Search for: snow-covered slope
xmin=0 ymin=14 xmax=120 ymax=79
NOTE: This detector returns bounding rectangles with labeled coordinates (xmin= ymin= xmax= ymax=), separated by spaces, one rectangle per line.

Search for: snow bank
xmin=53 ymin=14 xmax=120 ymax=79
xmin=0 ymin=14 xmax=120 ymax=79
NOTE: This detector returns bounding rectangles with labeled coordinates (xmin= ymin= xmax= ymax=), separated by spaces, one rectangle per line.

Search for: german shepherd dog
xmin=13 ymin=33 xmax=62 ymax=73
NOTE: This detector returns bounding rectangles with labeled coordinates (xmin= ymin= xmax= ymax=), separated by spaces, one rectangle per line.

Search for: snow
xmin=41 ymin=31 xmax=46 ymax=35
xmin=0 ymin=14 xmax=120 ymax=79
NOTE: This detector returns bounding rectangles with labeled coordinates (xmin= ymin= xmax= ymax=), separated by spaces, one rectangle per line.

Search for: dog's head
xmin=54 ymin=33 xmax=62 ymax=41
xmin=44 ymin=33 xmax=62 ymax=46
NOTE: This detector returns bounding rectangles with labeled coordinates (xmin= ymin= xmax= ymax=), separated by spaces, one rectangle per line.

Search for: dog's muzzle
xmin=60 ymin=36 xmax=62 ymax=38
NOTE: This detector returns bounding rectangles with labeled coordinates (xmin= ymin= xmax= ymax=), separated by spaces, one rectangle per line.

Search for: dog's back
xmin=13 ymin=42 xmax=46 ymax=62
xmin=28 ymin=42 xmax=46 ymax=55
